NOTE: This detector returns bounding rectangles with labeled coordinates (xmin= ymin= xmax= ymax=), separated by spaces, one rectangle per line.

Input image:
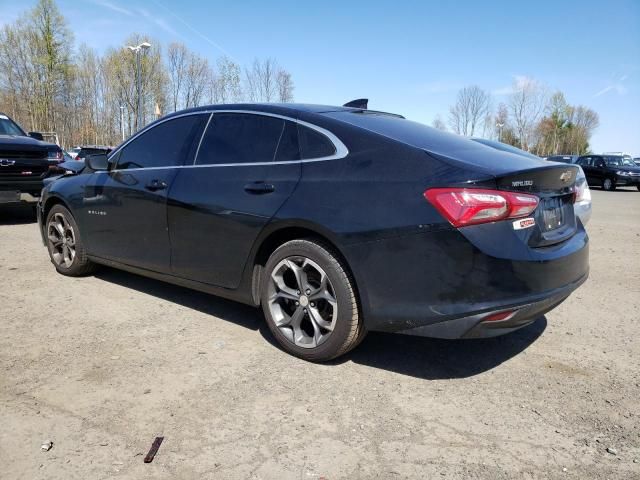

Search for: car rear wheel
xmin=46 ymin=204 xmax=96 ymax=276
xmin=637 ymin=185 xmax=640 ymax=192
xmin=261 ymin=238 xmax=364 ymax=362
xmin=603 ymin=178 xmax=615 ymax=191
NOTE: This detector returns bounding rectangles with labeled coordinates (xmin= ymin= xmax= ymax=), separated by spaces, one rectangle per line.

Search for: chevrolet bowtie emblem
xmin=0 ymin=159 xmax=16 ymax=167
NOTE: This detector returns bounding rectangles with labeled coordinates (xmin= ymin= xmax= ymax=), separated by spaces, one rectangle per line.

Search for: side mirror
xmin=28 ymin=131 xmax=44 ymax=141
xmin=85 ymin=153 xmax=109 ymax=171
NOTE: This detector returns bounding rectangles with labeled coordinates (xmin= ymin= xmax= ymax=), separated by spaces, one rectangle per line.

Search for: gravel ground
xmin=1 ymin=188 xmax=639 ymax=480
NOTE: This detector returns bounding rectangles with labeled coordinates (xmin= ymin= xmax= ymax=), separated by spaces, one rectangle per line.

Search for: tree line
xmin=0 ymin=0 xmax=295 ymax=148
xmin=433 ymin=78 xmax=599 ymax=156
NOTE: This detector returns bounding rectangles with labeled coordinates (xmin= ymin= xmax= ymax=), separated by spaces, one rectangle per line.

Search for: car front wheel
xmin=46 ymin=204 xmax=96 ymax=276
xmin=261 ymin=238 xmax=365 ymax=362
xmin=603 ymin=178 xmax=616 ymax=191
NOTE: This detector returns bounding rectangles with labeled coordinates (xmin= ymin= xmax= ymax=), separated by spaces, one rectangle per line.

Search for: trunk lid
xmin=494 ymin=164 xmax=580 ymax=247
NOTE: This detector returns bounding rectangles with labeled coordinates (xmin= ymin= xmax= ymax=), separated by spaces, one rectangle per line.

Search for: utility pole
xmin=120 ymin=105 xmax=125 ymax=141
xmin=126 ymin=42 xmax=151 ymax=131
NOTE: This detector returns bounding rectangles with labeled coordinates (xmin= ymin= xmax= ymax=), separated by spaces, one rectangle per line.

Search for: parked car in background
xmin=0 ymin=112 xmax=64 ymax=205
xmin=471 ymin=139 xmax=591 ymax=225
xmin=67 ymin=147 xmax=81 ymax=159
xmin=75 ymin=145 xmax=112 ymax=161
xmin=38 ymin=103 xmax=589 ymax=361
xmin=576 ymin=154 xmax=640 ymax=191
xmin=546 ymin=155 xmax=578 ymax=164
xmin=633 ymin=157 xmax=640 ymax=166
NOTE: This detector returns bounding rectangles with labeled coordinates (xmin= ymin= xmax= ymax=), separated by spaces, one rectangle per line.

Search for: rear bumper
xmin=343 ymin=224 xmax=589 ymax=335
xmin=398 ymin=272 xmax=585 ymax=339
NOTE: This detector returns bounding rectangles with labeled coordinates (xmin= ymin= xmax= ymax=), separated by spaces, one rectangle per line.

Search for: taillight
xmin=424 ymin=188 xmax=539 ymax=227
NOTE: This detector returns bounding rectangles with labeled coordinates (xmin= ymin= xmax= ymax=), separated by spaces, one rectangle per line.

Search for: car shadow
xmin=335 ymin=318 xmax=547 ymax=379
xmin=93 ymin=268 xmax=263 ymax=332
xmin=0 ymin=205 xmax=37 ymax=225
xmin=93 ymin=266 xmax=546 ymax=380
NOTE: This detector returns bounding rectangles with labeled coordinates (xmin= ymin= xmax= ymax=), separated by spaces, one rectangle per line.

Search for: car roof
xmin=168 ymin=103 xmax=357 ymax=118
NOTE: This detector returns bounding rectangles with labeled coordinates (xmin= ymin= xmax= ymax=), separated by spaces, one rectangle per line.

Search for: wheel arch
xmin=247 ymin=221 xmax=360 ymax=307
xmin=43 ymin=194 xmax=73 ymax=221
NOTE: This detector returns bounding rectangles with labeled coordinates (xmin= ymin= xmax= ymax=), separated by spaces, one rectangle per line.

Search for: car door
xmin=577 ymin=157 xmax=594 ymax=184
xmin=168 ymin=112 xmax=302 ymax=288
xmin=593 ymin=156 xmax=606 ymax=184
xmin=81 ymin=113 xmax=207 ymax=272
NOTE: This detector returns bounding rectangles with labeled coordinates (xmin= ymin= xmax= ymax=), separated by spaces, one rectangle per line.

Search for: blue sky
xmin=1 ymin=0 xmax=639 ymax=155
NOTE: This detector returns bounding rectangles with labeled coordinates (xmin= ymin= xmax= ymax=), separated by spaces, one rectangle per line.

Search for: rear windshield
xmin=324 ymin=111 xmax=546 ymax=174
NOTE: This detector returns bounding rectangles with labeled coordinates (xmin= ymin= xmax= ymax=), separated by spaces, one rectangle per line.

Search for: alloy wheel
xmin=47 ymin=212 xmax=76 ymax=268
xmin=267 ymin=256 xmax=338 ymax=348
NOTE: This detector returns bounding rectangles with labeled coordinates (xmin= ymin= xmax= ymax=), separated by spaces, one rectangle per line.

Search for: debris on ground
xmin=40 ymin=441 xmax=53 ymax=451
xmin=144 ymin=436 xmax=164 ymax=463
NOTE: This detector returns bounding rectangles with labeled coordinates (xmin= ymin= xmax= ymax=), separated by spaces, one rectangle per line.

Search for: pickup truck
xmin=0 ymin=112 xmax=64 ymax=205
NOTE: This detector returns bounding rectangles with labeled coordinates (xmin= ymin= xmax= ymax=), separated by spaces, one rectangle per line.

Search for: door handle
xmin=244 ymin=182 xmax=275 ymax=194
xmin=145 ymin=179 xmax=168 ymax=191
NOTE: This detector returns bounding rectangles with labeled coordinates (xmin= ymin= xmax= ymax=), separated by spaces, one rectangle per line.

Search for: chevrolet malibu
xmin=38 ymin=103 xmax=589 ymax=362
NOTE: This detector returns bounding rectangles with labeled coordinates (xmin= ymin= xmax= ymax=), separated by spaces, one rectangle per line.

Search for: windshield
xmin=604 ymin=156 xmax=635 ymax=167
xmin=0 ymin=115 xmax=26 ymax=136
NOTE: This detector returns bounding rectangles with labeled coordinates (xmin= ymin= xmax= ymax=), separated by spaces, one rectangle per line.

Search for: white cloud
xmin=492 ymin=75 xmax=540 ymax=96
xmin=594 ymin=73 xmax=629 ymax=98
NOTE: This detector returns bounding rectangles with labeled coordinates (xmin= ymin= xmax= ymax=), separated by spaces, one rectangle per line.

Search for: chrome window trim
xmin=107 ymin=109 xmax=348 ymax=172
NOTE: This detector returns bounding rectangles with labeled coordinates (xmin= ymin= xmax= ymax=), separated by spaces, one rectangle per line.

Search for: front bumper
xmin=0 ymin=191 xmax=40 ymax=204
xmin=615 ymin=175 xmax=640 ymax=186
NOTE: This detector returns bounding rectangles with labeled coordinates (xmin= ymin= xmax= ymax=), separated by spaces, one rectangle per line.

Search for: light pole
xmin=496 ymin=122 xmax=504 ymax=142
xmin=120 ymin=105 xmax=125 ymax=141
xmin=126 ymin=42 xmax=151 ymax=131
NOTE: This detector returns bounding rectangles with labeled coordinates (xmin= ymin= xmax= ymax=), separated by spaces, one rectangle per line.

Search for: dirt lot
xmin=0 ymin=188 xmax=639 ymax=480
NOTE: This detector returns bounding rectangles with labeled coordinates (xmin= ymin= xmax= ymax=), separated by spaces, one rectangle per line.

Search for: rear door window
xmin=116 ymin=114 xmax=206 ymax=170
xmin=195 ymin=113 xmax=285 ymax=165
xmin=274 ymin=121 xmax=300 ymax=162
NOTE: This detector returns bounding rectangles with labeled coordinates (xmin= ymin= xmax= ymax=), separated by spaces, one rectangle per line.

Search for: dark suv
xmin=0 ymin=113 xmax=64 ymax=205
xmin=576 ymin=154 xmax=640 ymax=191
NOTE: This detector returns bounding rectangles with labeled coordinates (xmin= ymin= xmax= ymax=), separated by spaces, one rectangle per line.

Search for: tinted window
xmin=117 ymin=115 xmax=206 ymax=170
xmin=298 ymin=124 xmax=336 ymax=159
xmin=274 ymin=121 xmax=300 ymax=162
xmin=196 ymin=113 xmax=284 ymax=165
xmin=0 ymin=116 xmax=25 ymax=136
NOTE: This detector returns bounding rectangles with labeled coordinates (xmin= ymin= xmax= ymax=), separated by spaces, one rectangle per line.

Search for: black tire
xmin=636 ymin=185 xmax=640 ymax=192
xmin=260 ymin=238 xmax=364 ymax=362
xmin=45 ymin=204 xmax=96 ymax=276
xmin=602 ymin=177 xmax=616 ymax=191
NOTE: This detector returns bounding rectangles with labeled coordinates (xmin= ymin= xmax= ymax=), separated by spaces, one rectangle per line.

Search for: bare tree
xmin=431 ymin=115 xmax=447 ymax=131
xmin=276 ymin=69 xmax=294 ymax=102
xmin=245 ymin=58 xmax=278 ymax=102
xmin=0 ymin=1 xmax=296 ymax=147
xmin=508 ymin=77 xmax=547 ymax=151
xmin=448 ymin=85 xmax=491 ymax=136
xmin=167 ymin=42 xmax=188 ymax=112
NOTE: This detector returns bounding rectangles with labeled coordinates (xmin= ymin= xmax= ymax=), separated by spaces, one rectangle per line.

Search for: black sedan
xmin=37 ymin=103 xmax=589 ymax=361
